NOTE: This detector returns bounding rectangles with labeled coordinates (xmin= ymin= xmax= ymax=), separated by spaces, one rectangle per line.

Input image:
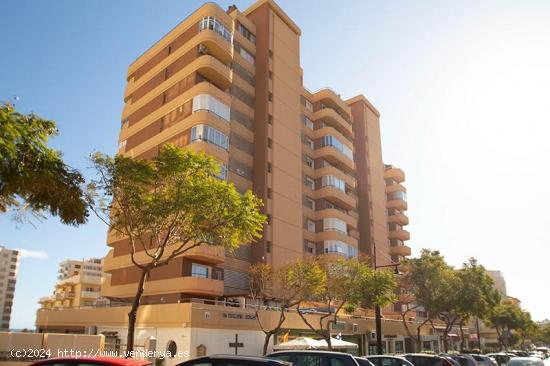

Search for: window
xmin=192 ymin=94 xmax=230 ymax=121
xmin=268 ymin=114 xmax=273 ymax=124
xmin=191 ymin=124 xmax=229 ymax=150
xmin=267 ymin=162 xmax=272 ymax=173
xmin=305 ymin=136 xmax=314 ymax=150
xmin=218 ymin=164 xmax=228 ymax=180
xmin=305 ymin=197 xmax=315 ymax=210
xmin=323 ymin=217 xmax=347 ymax=233
xmin=303 ymin=116 xmax=314 ymax=130
xmin=321 ymin=135 xmax=353 ymax=160
xmin=304 ymin=240 xmax=316 ymax=254
xmin=268 ymin=92 xmax=273 ymax=102
xmin=191 ymin=263 xmax=210 ymax=278
xmin=268 ymin=71 xmax=273 ymax=79
xmin=266 ymin=241 xmax=272 ymax=253
xmin=239 ymin=47 xmax=255 ymax=64
xmin=267 ymin=188 xmax=272 ymax=199
xmin=305 ymin=99 xmax=314 ymax=112
xmin=390 ymin=191 xmax=407 ymax=201
xmin=166 ymin=340 xmax=178 ymax=358
xmin=199 ymin=17 xmax=232 ymax=43
xmin=306 ymin=219 xmax=316 ymax=233
xmin=267 ymin=138 xmax=272 ymax=148
xmin=305 ymin=176 xmax=315 ymax=190
xmin=322 ymin=175 xmax=346 ymax=192
xmin=118 ymin=140 xmax=127 ymax=150
xmin=304 ymin=155 xmax=314 ymax=168
xmin=237 ymin=22 xmax=256 ymax=44
xmin=324 ymin=240 xmax=357 ymax=258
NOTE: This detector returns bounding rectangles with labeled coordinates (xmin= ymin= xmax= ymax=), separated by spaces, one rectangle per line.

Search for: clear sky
xmin=1 ymin=0 xmax=549 ymax=329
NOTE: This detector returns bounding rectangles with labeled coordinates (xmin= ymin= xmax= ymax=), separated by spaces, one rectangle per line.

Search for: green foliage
xmin=88 ymin=144 xmax=266 ymax=264
xmin=0 ymin=103 xmax=87 ymax=225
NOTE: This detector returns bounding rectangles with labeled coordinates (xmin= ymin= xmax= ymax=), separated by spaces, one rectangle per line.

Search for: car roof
xmin=269 ymin=351 xmax=353 ymax=355
xmin=32 ymin=358 xmax=151 ymax=366
xmin=364 ymin=356 xmax=407 ymax=359
xmin=192 ymin=355 xmax=286 ymax=363
xmin=404 ymin=354 xmax=441 ymax=358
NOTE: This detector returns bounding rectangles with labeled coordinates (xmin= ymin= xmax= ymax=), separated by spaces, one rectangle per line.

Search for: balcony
xmin=384 ymin=167 xmax=405 ymax=183
xmin=80 ymin=290 xmax=101 ymax=299
xmin=390 ymin=244 xmax=412 ymax=257
xmin=314 ymin=165 xmax=355 ymax=188
xmin=386 ymin=198 xmax=407 ymax=211
xmin=385 ymin=183 xmax=406 ymax=195
xmin=387 ymin=212 xmax=409 ymax=225
xmin=196 ymin=29 xmax=233 ymax=65
xmin=181 ymin=245 xmax=225 ymax=264
xmin=313 ymin=186 xmax=356 ymax=211
xmin=316 ymin=230 xmax=358 ymax=247
xmin=310 ymin=88 xmax=352 ymax=121
xmin=314 ymin=208 xmax=357 ymax=229
xmin=101 ymin=275 xmax=224 ymax=298
xmin=389 ymin=229 xmax=411 ymax=241
xmin=313 ymin=146 xmax=354 ymax=172
xmin=312 ymin=107 xmax=353 ymax=137
xmin=195 ymin=54 xmax=231 ymax=91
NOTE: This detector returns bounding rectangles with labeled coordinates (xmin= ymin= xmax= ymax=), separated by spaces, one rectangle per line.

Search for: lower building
xmin=0 ymin=246 xmax=20 ymax=330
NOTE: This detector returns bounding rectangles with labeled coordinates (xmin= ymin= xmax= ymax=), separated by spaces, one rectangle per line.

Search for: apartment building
xmin=39 ymin=258 xmax=103 ymax=310
xmin=0 ymin=246 xmax=20 ymax=330
xmin=100 ymin=0 xmax=412 ymax=305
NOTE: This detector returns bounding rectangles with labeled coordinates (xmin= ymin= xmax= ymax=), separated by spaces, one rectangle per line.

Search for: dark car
xmin=31 ymin=358 xmax=152 ymax=366
xmin=268 ymin=350 xmax=360 ymax=366
xmin=178 ymin=355 xmax=290 ymax=366
xmin=403 ymin=354 xmax=454 ymax=366
xmin=363 ymin=355 xmax=415 ymax=366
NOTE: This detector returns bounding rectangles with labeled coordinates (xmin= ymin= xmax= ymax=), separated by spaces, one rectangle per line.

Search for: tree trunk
xmin=326 ymin=331 xmax=332 ymax=351
xmin=443 ymin=330 xmax=449 ymax=352
xmin=459 ymin=322 xmax=465 ymax=351
xmin=263 ymin=331 xmax=274 ymax=356
xmin=126 ymin=268 xmax=149 ymax=355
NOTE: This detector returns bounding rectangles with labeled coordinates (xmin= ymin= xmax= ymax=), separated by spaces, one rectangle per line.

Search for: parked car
xmin=485 ymin=353 xmax=511 ymax=366
xmin=355 ymin=357 xmax=376 ymax=366
xmin=470 ymin=355 xmax=497 ymax=366
xmin=268 ymin=350 xmax=360 ymax=366
xmin=403 ymin=353 xmax=454 ymax=366
xmin=507 ymin=357 xmax=544 ymax=366
xmin=363 ymin=355 xmax=415 ymax=366
xmin=447 ymin=354 xmax=478 ymax=366
xmin=178 ymin=355 xmax=290 ymax=366
xmin=440 ymin=356 xmax=461 ymax=366
xmin=32 ymin=358 xmax=152 ymax=366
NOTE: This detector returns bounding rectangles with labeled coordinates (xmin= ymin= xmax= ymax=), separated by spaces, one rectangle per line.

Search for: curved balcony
xmin=181 ymin=245 xmax=225 ymax=264
xmin=195 ymin=54 xmax=232 ymax=91
xmin=386 ymin=198 xmax=407 ymax=211
xmin=387 ymin=212 xmax=409 ymax=226
xmin=314 ymin=208 xmax=357 ymax=229
xmin=312 ymin=107 xmax=353 ymax=137
xmin=196 ymin=29 xmax=233 ymax=65
xmin=313 ymin=125 xmax=353 ymax=148
xmin=384 ymin=167 xmax=405 ymax=183
xmin=316 ymin=230 xmax=358 ymax=247
xmin=310 ymin=88 xmax=352 ymax=121
xmin=313 ymin=146 xmax=354 ymax=172
xmin=390 ymin=244 xmax=412 ymax=257
xmin=313 ymin=186 xmax=356 ymax=211
xmin=389 ymin=229 xmax=410 ymax=241
xmin=386 ymin=183 xmax=406 ymax=194
xmin=314 ymin=165 xmax=355 ymax=188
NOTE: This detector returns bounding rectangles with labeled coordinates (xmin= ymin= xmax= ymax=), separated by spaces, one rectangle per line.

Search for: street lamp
xmin=372 ymin=241 xmax=401 ymax=355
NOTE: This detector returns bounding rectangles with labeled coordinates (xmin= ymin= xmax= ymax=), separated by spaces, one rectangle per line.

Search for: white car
xmin=507 ymin=357 xmax=544 ymax=366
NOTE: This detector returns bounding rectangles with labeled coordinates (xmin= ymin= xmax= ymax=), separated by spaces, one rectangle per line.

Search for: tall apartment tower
xmin=0 ymin=246 xmax=20 ymax=330
xmin=102 ymin=0 xmax=411 ymax=304
xmin=57 ymin=258 xmax=103 ymax=281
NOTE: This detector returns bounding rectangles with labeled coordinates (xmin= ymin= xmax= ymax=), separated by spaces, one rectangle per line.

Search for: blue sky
xmin=1 ymin=0 xmax=550 ymax=329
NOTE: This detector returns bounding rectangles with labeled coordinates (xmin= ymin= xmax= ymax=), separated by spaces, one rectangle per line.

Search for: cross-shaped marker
xmin=229 ymin=334 xmax=244 ymax=355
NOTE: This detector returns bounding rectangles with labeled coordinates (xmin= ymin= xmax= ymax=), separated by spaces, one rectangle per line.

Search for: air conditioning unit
xmin=198 ymin=44 xmax=209 ymax=54
xmin=85 ymin=326 xmax=98 ymax=335
xmin=352 ymin=323 xmax=358 ymax=333
xmin=370 ymin=331 xmax=376 ymax=340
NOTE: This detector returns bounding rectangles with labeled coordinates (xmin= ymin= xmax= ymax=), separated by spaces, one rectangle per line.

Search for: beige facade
xmin=0 ymin=246 xmax=20 ymax=330
xmin=39 ymin=258 xmax=103 ymax=310
xmin=37 ymin=0 xmax=417 ymax=355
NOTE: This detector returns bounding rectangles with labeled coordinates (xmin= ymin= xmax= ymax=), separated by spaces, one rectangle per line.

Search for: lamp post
xmin=372 ymin=241 xmax=401 ymax=355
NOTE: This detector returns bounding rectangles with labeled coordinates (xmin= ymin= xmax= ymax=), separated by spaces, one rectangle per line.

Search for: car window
xmin=356 ymin=359 xmax=373 ymax=366
xmin=409 ymin=356 xmax=444 ymax=366
xmin=330 ymin=358 xmax=346 ymax=366
xmin=184 ymin=362 xmax=212 ymax=366
xmin=274 ymin=355 xmax=324 ymax=366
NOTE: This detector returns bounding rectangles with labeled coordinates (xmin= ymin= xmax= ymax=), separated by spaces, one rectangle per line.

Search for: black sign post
xmin=229 ymin=334 xmax=244 ymax=355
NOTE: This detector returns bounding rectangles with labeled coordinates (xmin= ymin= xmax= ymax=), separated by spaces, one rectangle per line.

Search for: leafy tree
xmin=0 ymin=103 xmax=87 ymax=225
xmin=488 ymin=300 xmax=524 ymax=349
xmin=294 ymin=257 xmax=396 ymax=350
xmin=249 ymin=261 xmax=324 ymax=355
xmin=448 ymin=259 xmax=501 ymax=351
xmin=399 ymin=250 xmax=455 ymax=351
xmin=87 ymin=145 xmax=265 ymax=353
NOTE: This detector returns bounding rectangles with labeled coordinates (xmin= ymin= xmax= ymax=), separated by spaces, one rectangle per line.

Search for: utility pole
xmin=372 ymin=241 xmax=401 ymax=355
